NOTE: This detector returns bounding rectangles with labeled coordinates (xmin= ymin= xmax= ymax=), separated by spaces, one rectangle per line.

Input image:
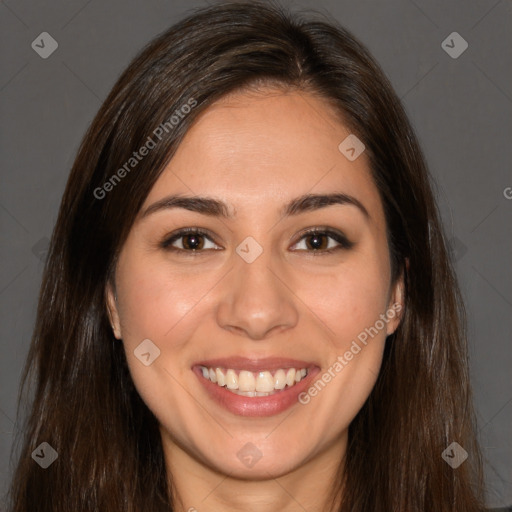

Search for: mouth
xmin=192 ymin=357 xmax=320 ymax=417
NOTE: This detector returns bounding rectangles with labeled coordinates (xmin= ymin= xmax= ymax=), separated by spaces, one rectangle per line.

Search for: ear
xmin=386 ymin=259 xmax=407 ymax=336
xmin=105 ymin=281 xmax=122 ymax=339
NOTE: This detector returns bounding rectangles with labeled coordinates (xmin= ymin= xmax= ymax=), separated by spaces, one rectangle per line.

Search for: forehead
xmin=141 ymin=88 xmax=384 ymax=224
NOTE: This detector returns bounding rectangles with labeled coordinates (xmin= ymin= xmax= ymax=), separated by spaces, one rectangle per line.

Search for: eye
xmin=290 ymin=228 xmax=354 ymax=254
xmin=160 ymin=227 xmax=353 ymax=255
xmin=160 ymin=228 xmax=221 ymax=253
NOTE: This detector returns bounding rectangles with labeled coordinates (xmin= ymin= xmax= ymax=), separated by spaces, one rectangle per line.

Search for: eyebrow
xmin=139 ymin=192 xmax=370 ymax=221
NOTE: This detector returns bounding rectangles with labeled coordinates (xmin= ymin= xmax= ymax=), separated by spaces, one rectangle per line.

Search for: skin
xmin=106 ymin=87 xmax=404 ymax=512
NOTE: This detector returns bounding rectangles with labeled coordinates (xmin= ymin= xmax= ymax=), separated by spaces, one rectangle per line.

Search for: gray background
xmin=1 ymin=0 xmax=511 ymax=508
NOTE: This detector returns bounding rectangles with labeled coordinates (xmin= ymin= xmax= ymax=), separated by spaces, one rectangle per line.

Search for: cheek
xmin=291 ymin=245 xmax=391 ymax=422
xmin=295 ymin=262 xmax=390 ymax=436
xmin=295 ymin=255 xmax=391 ymax=348
xmin=115 ymin=253 xmax=206 ymax=431
xmin=116 ymin=252 xmax=217 ymax=344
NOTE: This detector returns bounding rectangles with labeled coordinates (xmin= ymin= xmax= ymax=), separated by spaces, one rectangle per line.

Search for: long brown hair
xmin=7 ymin=1 xmax=485 ymax=510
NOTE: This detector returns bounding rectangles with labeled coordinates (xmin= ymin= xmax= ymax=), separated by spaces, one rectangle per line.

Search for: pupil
xmin=309 ymin=234 xmax=325 ymax=250
xmin=185 ymin=234 xmax=202 ymax=250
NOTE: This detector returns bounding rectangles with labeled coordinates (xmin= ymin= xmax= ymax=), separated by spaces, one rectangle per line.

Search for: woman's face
xmin=107 ymin=88 xmax=403 ymax=484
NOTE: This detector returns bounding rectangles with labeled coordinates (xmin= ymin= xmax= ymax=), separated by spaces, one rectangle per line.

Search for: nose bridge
xmin=215 ymin=237 xmax=298 ymax=339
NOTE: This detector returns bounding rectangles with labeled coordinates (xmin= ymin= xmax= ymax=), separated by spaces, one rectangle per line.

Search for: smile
xmin=192 ymin=357 xmax=320 ymax=416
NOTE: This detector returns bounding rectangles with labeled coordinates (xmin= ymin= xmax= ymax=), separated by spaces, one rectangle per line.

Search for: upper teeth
xmin=199 ymin=366 xmax=308 ymax=396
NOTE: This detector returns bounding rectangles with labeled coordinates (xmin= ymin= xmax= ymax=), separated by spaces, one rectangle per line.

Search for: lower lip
xmin=193 ymin=366 xmax=320 ymax=417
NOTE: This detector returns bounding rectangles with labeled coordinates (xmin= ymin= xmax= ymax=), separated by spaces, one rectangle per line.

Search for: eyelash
xmin=159 ymin=227 xmax=354 ymax=256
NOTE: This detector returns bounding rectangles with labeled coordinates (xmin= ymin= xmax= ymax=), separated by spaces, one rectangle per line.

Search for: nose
xmin=215 ymin=244 xmax=299 ymax=340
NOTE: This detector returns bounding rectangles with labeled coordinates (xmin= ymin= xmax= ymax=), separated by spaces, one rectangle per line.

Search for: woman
xmin=7 ymin=1 xmax=488 ymax=510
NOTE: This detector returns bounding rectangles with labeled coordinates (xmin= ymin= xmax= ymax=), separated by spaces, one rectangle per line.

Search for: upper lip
xmin=193 ymin=356 xmax=318 ymax=372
